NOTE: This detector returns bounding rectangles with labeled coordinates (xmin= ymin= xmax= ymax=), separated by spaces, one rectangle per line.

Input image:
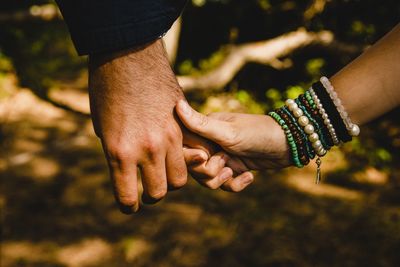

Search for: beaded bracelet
xmin=313 ymin=81 xmax=352 ymax=142
xmin=268 ymin=111 xmax=303 ymax=168
xmin=304 ymin=91 xmax=316 ymax=109
xmin=302 ymin=91 xmax=335 ymax=147
xmin=267 ymin=76 xmax=360 ymax=184
xmin=276 ymin=109 xmax=308 ymax=165
xmin=285 ymin=99 xmax=327 ymax=157
xmin=308 ymin=88 xmax=340 ymax=145
xmin=299 ymin=94 xmax=334 ymax=147
xmin=320 ymin=76 xmax=360 ymax=137
xmin=278 ymin=107 xmax=311 ymax=165
xmin=295 ymin=97 xmax=331 ymax=149
xmin=281 ymin=106 xmax=315 ymax=160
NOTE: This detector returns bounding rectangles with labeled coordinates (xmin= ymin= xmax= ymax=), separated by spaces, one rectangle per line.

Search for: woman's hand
xmin=177 ymin=100 xmax=292 ymax=174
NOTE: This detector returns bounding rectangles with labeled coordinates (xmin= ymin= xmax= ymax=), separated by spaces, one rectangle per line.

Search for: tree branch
xmin=177 ymin=28 xmax=358 ymax=92
xmin=304 ymin=0 xmax=327 ymax=21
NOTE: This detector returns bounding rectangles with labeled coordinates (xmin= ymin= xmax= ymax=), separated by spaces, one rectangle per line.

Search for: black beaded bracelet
xmin=312 ymin=81 xmax=352 ymax=142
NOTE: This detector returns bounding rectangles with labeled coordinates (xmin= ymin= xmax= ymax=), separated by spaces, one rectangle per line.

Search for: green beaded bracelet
xmin=305 ymin=91 xmax=317 ymax=109
xmin=282 ymin=106 xmax=315 ymax=160
xmin=268 ymin=111 xmax=303 ymax=168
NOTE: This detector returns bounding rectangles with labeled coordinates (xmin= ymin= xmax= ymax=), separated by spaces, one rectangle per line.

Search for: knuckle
xmin=106 ymin=142 xmax=134 ymax=163
xmin=142 ymin=134 xmax=163 ymax=155
xmin=166 ymin=124 xmax=182 ymax=143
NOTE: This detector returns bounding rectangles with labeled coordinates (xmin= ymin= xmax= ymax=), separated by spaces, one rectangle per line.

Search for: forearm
xmin=330 ymin=23 xmax=400 ymax=125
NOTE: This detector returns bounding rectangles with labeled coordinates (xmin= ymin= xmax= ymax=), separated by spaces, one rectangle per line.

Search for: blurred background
xmin=1 ymin=0 xmax=400 ymax=266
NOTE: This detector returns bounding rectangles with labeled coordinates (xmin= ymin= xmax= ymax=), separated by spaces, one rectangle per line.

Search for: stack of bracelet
xmin=268 ymin=76 xmax=360 ymax=184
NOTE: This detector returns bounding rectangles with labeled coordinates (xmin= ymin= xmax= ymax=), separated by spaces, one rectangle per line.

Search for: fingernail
xmin=219 ymin=169 xmax=232 ymax=181
xmin=179 ymin=100 xmax=191 ymax=116
xmin=219 ymin=154 xmax=228 ymax=165
xmin=243 ymin=174 xmax=254 ymax=185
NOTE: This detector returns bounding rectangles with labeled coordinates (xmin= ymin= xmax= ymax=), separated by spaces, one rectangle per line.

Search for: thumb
xmin=176 ymin=100 xmax=232 ymax=144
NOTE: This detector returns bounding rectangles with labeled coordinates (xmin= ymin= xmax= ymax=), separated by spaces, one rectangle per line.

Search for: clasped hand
xmin=89 ymin=40 xmax=290 ymax=214
xmin=177 ymin=100 xmax=291 ymax=193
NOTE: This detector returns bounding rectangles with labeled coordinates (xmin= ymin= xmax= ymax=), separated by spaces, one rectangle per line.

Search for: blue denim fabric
xmin=56 ymin=0 xmax=187 ymax=55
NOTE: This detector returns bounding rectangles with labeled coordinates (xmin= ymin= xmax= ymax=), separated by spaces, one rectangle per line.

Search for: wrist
xmin=259 ymin=115 xmax=290 ymax=161
xmin=89 ymin=39 xmax=183 ymax=102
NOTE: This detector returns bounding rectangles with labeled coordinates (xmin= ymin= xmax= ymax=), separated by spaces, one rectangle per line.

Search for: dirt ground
xmin=1 ymin=76 xmax=400 ymax=267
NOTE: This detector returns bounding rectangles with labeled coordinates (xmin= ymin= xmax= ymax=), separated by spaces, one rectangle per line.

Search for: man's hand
xmin=89 ymin=39 xmax=187 ymax=213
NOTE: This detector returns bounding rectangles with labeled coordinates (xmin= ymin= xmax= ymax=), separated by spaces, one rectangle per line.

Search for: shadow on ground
xmin=1 ymin=87 xmax=400 ymax=267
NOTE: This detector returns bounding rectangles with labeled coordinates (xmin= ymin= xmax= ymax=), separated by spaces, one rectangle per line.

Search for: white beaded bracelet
xmin=286 ymin=99 xmax=327 ymax=157
xmin=320 ymin=76 xmax=360 ymax=137
xmin=309 ymin=87 xmax=340 ymax=145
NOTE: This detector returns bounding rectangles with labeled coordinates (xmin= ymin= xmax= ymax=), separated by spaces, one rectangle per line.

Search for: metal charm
xmin=315 ymin=157 xmax=322 ymax=184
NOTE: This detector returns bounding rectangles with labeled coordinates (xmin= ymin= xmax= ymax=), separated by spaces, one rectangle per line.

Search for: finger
xmin=183 ymin=147 xmax=208 ymax=165
xmin=198 ymin=167 xmax=233 ymax=190
xmin=189 ymin=151 xmax=228 ymax=180
xmin=226 ymin=156 xmax=250 ymax=175
xmin=105 ymin=152 xmax=139 ymax=214
xmin=166 ymin=144 xmax=188 ymax=190
xmin=221 ymin=171 xmax=254 ymax=193
xmin=140 ymin=155 xmax=168 ymax=204
xmin=182 ymin=125 xmax=219 ymax=157
xmin=176 ymin=100 xmax=232 ymax=143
